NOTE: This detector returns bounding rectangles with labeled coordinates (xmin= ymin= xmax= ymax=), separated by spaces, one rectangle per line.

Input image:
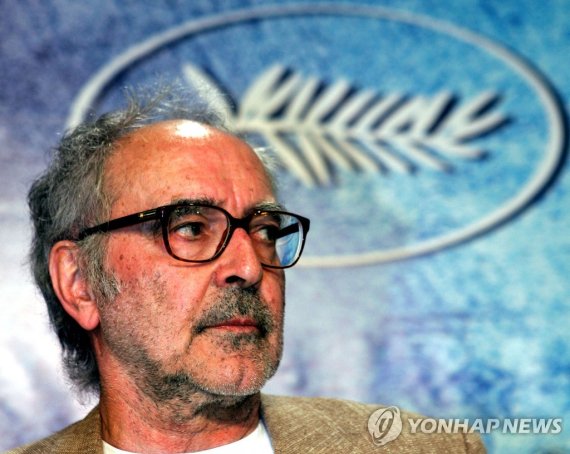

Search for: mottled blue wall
xmin=1 ymin=1 xmax=569 ymax=453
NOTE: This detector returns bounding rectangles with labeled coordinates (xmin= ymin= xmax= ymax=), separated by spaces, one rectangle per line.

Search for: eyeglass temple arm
xmin=76 ymin=209 xmax=159 ymax=240
xmin=275 ymin=223 xmax=300 ymax=240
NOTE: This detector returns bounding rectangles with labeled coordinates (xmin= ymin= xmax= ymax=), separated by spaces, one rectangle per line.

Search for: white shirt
xmin=102 ymin=420 xmax=274 ymax=454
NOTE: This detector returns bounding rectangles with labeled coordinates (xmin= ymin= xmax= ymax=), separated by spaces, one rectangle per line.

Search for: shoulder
xmin=260 ymin=394 xmax=486 ymax=453
xmin=261 ymin=394 xmax=379 ymax=423
xmin=6 ymin=407 xmax=102 ymax=454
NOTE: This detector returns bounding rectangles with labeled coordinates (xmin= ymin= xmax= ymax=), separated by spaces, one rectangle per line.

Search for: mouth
xmin=205 ymin=318 xmax=262 ymax=333
xmin=195 ymin=288 xmax=274 ymax=338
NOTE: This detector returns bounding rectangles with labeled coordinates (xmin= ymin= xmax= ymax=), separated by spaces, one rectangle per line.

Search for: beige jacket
xmin=7 ymin=395 xmax=486 ymax=453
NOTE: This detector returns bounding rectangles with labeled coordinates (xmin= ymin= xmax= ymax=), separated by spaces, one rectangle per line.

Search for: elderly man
xmin=12 ymin=89 xmax=485 ymax=453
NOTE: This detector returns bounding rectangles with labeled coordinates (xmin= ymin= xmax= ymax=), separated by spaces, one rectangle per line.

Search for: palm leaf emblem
xmin=183 ymin=63 xmax=508 ymax=186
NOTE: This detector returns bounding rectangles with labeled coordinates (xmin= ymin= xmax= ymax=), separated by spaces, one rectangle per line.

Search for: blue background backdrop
xmin=1 ymin=1 xmax=569 ymax=452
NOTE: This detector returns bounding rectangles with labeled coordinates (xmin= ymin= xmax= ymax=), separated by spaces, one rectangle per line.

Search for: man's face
xmin=94 ymin=120 xmax=285 ymax=404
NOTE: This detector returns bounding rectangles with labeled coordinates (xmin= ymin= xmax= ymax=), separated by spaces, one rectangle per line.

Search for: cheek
xmin=261 ymin=270 xmax=286 ymax=313
xmin=100 ymin=269 xmax=192 ymax=362
xmin=105 ymin=237 xmax=146 ymax=286
xmin=108 ymin=256 xmax=211 ymax=333
xmin=107 ymin=270 xmax=168 ymax=324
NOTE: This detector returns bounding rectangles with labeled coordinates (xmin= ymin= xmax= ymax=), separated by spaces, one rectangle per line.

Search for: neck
xmin=98 ymin=372 xmax=261 ymax=453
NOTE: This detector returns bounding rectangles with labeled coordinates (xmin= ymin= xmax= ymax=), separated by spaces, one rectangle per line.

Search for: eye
xmin=171 ymin=221 xmax=206 ymax=240
xmin=250 ymin=220 xmax=281 ymax=243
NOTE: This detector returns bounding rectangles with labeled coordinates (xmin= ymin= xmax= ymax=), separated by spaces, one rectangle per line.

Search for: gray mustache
xmin=195 ymin=287 xmax=274 ymax=336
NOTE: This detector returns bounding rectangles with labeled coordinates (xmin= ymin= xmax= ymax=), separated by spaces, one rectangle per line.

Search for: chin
xmin=201 ymin=355 xmax=280 ymax=398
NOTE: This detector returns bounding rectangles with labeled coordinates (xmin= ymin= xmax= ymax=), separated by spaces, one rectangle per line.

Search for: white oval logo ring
xmin=67 ymin=4 xmax=567 ymax=268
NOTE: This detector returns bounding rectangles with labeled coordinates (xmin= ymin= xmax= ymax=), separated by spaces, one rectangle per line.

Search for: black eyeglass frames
xmin=76 ymin=203 xmax=310 ymax=269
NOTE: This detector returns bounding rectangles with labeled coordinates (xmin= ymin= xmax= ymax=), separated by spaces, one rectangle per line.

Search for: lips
xmin=207 ymin=317 xmax=260 ymax=332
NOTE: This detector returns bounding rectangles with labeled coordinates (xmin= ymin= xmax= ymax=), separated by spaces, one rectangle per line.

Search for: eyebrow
xmin=170 ymin=198 xmax=286 ymax=214
xmin=254 ymin=201 xmax=286 ymax=212
xmin=171 ymin=197 xmax=217 ymax=207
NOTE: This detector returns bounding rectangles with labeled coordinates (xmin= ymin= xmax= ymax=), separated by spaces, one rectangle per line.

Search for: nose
xmin=213 ymin=227 xmax=263 ymax=288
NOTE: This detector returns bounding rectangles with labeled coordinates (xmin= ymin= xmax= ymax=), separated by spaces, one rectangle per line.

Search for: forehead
xmin=104 ymin=120 xmax=275 ymax=214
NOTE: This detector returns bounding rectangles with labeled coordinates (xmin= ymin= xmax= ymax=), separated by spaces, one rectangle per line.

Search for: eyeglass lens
xmin=166 ymin=206 xmax=304 ymax=267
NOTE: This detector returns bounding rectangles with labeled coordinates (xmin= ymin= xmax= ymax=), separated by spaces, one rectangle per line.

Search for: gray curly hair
xmin=28 ymin=86 xmax=273 ymax=394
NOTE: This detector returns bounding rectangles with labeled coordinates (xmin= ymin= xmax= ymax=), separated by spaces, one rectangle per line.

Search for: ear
xmin=49 ymin=241 xmax=100 ymax=331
